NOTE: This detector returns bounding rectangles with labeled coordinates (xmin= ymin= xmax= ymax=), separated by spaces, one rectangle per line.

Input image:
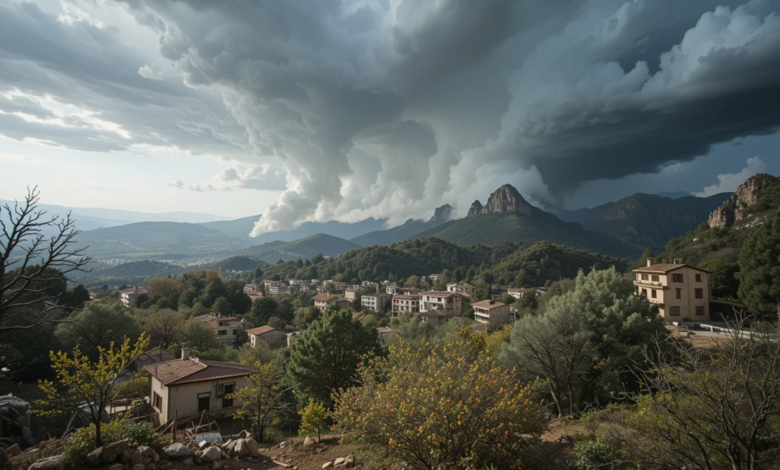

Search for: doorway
xmin=198 ymin=396 xmax=210 ymax=412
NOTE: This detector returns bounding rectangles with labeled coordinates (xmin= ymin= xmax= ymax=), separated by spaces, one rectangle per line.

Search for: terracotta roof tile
xmin=633 ymin=264 xmax=710 ymax=274
xmin=472 ymin=300 xmax=507 ymax=310
xmin=145 ymin=358 xmax=253 ymax=386
xmin=246 ymin=326 xmax=278 ymax=336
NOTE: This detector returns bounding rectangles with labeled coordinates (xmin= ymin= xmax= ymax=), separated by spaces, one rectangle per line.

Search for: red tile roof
xmin=632 ymin=264 xmax=710 ymax=274
xmin=313 ymin=294 xmax=330 ymax=301
xmin=145 ymin=358 xmax=253 ymax=386
xmin=246 ymin=326 xmax=279 ymax=336
xmin=472 ymin=300 xmax=507 ymax=310
xmin=420 ymin=291 xmax=461 ymax=298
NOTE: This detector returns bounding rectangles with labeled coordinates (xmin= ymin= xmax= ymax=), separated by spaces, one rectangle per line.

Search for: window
xmin=695 ymin=288 xmax=703 ymax=299
xmin=651 ymin=275 xmax=660 ymax=282
xmin=672 ymin=274 xmax=684 ymax=283
xmin=153 ymin=392 xmax=162 ymax=410
xmin=218 ymin=329 xmax=227 ymax=336
xmin=695 ymin=273 xmax=702 ymax=282
xmin=669 ymin=306 xmax=680 ymax=316
xmin=676 ymin=288 xmax=682 ymax=300
xmin=642 ymin=289 xmax=647 ymax=297
xmin=222 ymin=384 xmax=235 ymax=408
xmin=651 ymin=289 xmax=657 ymax=299
xmin=695 ymin=306 xmax=705 ymax=316
xmin=641 ymin=274 xmax=649 ymax=281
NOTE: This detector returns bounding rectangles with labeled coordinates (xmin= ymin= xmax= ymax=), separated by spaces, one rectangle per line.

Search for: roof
xmin=363 ymin=292 xmax=393 ymax=298
xmin=246 ymin=326 xmax=281 ymax=336
xmin=447 ymin=282 xmax=474 ymax=287
xmin=377 ymin=327 xmax=394 ymax=333
xmin=145 ymin=358 xmax=253 ymax=386
xmin=420 ymin=291 xmax=461 ymax=298
xmin=472 ymin=300 xmax=507 ymax=310
xmin=345 ymin=288 xmax=359 ymax=292
xmin=632 ymin=264 xmax=711 ymax=274
xmin=120 ymin=287 xmax=147 ymax=295
xmin=195 ymin=314 xmax=242 ymax=323
xmin=313 ymin=294 xmax=330 ymax=301
xmin=393 ymin=294 xmax=420 ymax=300
xmin=134 ymin=348 xmax=175 ymax=369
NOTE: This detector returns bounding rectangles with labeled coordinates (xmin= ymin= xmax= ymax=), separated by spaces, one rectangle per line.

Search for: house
xmin=313 ymin=294 xmax=331 ymax=312
xmin=243 ymin=283 xmax=261 ymax=294
xmin=263 ymin=280 xmax=281 ymax=289
xmin=473 ymin=300 xmax=512 ymax=325
xmin=248 ymin=292 xmax=264 ymax=303
xmin=246 ymin=326 xmax=287 ymax=348
xmin=313 ymin=294 xmax=351 ymax=312
xmin=377 ymin=326 xmax=394 ymax=343
xmin=194 ymin=314 xmax=246 ymax=343
xmin=391 ymin=294 xmax=420 ymax=317
xmin=344 ymin=288 xmax=359 ymax=301
xmin=330 ymin=297 xmax=352 ymax=312
xmin=447 ymin=282 xmax=475 ymax=297
xmin=133 ymin=348 xmax=175 ymax=372
xmin=119 ymin=287 xmax=147 ymax=308
xmin=361 ymin=293 xmax=393 ymax=313
xmin=419 ymin=309 xmax=448 ymax=325
xmin=145 ymin=348 xmax=253 ymax=424
xmin=402 ymin=287 xmax=422 ymax=295
xmin=508 ymin=287 xmax=544 ymax=300
xmin=428 ymin=274 xmax=443 ymax=282
xmin=386 ymin=284 xmax=400 ymax=295
xmin=267 ymin=285 xmax=288 ymax=295
xmin=632 ymin=258 xmax=711 ymax=322
xmin=420 ymin=291 xmax=463 ymax=317
xmin=361 ymin=281 xmax=379 ymax=292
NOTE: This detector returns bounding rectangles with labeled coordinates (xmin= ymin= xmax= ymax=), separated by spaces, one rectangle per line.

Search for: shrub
xmin=64 ymin=420 xmax=159 ymax=462
xmin=120 ymin=421 xmax=159 ymax=448
xmin=571 ymin=437 xmax=633 ymax=470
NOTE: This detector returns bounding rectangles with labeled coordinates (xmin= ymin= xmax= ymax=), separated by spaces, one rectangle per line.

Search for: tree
xmin=37 ymin=335 xmax=150 ymax=448
xmin=146 ymin=277 xmax=182 ymax=305
xmin=404 ymin=275 xmax=420 ymax=288
xmin=501 ymin=293 xmax=516 ymax=304
xmin=738 ymin=209 xmax=780 ymax=320
xmin=1 ymin=188 xmax=91 ymax=333
xmin=211 ymin=296 xmax=231 ymax=315
xmin=228 ymin=362 xmax=291 ymax=442
xmin=603 ymin=316 xmax=780 ymax=470
xmin=299 ymin=399 xmax=330 ymax=442
xmin=287 ymin=305 xmax=383 ymax=407
xmin=179 ymin=318 xmax=218 ymax=351
xmin=140 ymin=308 xmax=186 ymax=349
xmin=698 ymin=259 xmax=740 ymax=300
xmin=250 ymin=297 xmax=278 ymax=325
xmin=55 ymin=302 xmax=141 ymax=360
xmin=516 ymin=290 xmax=538 ymax=316
xmin=335 ymin=328 xmax=546 ymax=470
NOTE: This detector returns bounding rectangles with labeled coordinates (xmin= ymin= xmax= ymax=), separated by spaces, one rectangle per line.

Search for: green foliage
xmin=287 ymin=305 xmax=383 ymax=408
xmin=116 ymin=371 xmax=149 ymax=399
xmin=178 ymin=319 xmax=218 ymax=352
xmin=55 ymin=301 xmax=141 ymax=361
xmin=298 ymin=399 xmax=331 ymax=441
xmin=64 ymin=420 xmax=159 ymax=461
xmin=571 ymin=437 xmax=633 ymax=470
xmin=698 ymin=259 xmax=740 ymax=300
xmin=229 ymin=362 xmax=291 ymax=442
xmin=738 ymin=208 xmax=780 ymax=318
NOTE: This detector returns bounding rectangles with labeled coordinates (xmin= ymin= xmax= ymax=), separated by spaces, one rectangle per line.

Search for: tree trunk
xmin=95 ymin=420 xmax=103 ymax=448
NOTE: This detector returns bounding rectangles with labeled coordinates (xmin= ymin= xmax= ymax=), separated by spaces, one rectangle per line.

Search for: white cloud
xmin=168 ymin=164 xmax=287 ymax=193
xmin=138 ymin=65 xmax=164 ymax=81
xmin=694 ymin=157 xmax=767 ymax=197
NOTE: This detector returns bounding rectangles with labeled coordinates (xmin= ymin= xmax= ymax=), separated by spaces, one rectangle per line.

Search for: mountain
xmin=351 ymin=204 xmax=453 ymax=247
xmin=201 ymin=215 xmax=388 ymax=242
xmin=576 ymin=193 xmax=731 ymax=252
xmin=199 ymin=215 xmax=260 ymax=240
xmin=76 ymin=222 xmax=248 ymax=260
xmin=414 ymin=185 xmax=635 ymax=258
xmin=655 ymin=191 xmax=691 ymax=199
xmin=201 ymin=256 xmax=267 ymax=273
xmin=232 ymin=234 xmax=362 ymax=263
xmin=258 ymin=237 xmax=626 ymax=286
xmin=660 ymin=174 xmax=780 ymax=265
xmin=79 ymin=260 xmax=186 ymax=279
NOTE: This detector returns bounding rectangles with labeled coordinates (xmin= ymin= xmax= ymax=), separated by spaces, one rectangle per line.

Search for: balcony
xmin=648 ymin=297 xmax=663 ymax=305
xmin=634 ymin=280 xmax=663 ymax=287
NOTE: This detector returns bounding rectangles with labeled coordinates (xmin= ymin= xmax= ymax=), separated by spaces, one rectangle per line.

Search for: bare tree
xmin=604 ymin=315 xmax=780 ymax=470
xmin=0 ymin=187 xmax=91 ymax=334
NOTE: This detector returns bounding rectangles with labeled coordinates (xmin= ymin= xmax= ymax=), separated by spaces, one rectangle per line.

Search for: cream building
xmin=420 ymin=291 xmax=463 ymax=317
xmin=472 ymin=299 xmax=512 ymax=324
xmin=194 ymin=313 xmax=246 ymax=344
xmin=632 ymin=259 xmax=710 ymax=321
xmin=361 ymin=293 xmax=393 ymax=313
xmin=145 ymin=348 xmax=253 ymax=424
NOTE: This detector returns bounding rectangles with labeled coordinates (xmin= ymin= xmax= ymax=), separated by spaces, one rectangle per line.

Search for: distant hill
xmin=259 ymin=237 xmax=625 ymax=286
xmin=201 ymin=256 xmax=267 ymax=273
xmin=77 ymin=222 xmax=248 ymax=260
xmin=351 ymin=204 xmax=453 ymax=247
xmin=659 ymin=174 xmax=780 ymax=265
xmin=198 ymin=215 xmax=260 ymax=240
xmin=203 ymin=216 xmax=389 ymax=243
xmin=81 ymin=260 xmax=185 ymax=279
xmin=232 ymin=234 xmax=362 ymax=263
xmin=413 ymin=185 xmax=635 ymax=258
xmin=576 ymin=193 xmax=731 ymax=252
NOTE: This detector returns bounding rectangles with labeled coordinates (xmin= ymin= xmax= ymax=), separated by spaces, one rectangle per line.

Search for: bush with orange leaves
xmin=334 ymin=327 xmax=546 ymax=470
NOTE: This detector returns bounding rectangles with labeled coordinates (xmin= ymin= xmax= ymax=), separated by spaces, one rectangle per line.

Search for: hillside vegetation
xmin=233 ymin=234 xmax=362 ymax=263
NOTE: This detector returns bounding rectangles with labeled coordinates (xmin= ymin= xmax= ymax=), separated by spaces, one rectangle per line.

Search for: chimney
xmin=489 ymin=300 xmax=495 ymax=305
xmin=646 ymin=258 xmax=652 ymax=267
xmin=674 ymin=258 xmax=682 ymax=265
xmin=181 ymin=347 xmax=190 ymax=360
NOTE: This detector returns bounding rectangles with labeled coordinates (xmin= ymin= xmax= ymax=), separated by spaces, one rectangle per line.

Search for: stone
xmin=120 ymin=449 xmax=132 ymax=463
xmin=322 ymin=462 xmax=333 ymax=469
xmin=430 ymin=204 xmax=452 ymax=222
xmin=237 ymin=430 xmax=249 ymax=439
xmin=181 ymin=457 xmax=194 ymax=467
xmin=244 ymin=438 xmax=259 ymax=457
xmin=108 ymin=464 xmax=124 ymax=470
xmin=334 ymin=457 xmax=346 ymax=467
xmin=27 ymin=455 xmax=70 ymax=470
xmin=211 ymin=463 xmax=222 ymax=470
xmin=708 ymin=175 xmax=776 ymax=229
xmin=130 ymin=451 xmax=144 ymax=466
xmin=467 ymin=200 xmax=483 ymax=217
xmin=201 ymin=447 xmax=222 ymax=462
xmin=162 ymin=443 xmax=191 ymax=459
xmin=6 ymin=443 xmax=21 ymax=456
xmin=102 ymin=439 xmax=130 ymax=463
xmin=146 ymin=465 xmax=157 ymax=470
xmin=137 ymin=446 xmax=156 ymax=465
xmin=193 ymin=455 xmax=202 ymax=465
xmin=86 ymin=447 xmax=103 ymax=466
xmin=234 ymin=439 xmax=249 ymax=457
xmin=303 ymin=436 xmax=316 ymax=447
xmin=345 ymin=454 xmax=355 ymax=467
xmin=133 ymin=464 xmax=145 ymax=470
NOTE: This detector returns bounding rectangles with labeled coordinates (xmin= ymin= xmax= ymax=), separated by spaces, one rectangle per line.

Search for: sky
xmin=1 ymin=0 xmax=780 ymax=229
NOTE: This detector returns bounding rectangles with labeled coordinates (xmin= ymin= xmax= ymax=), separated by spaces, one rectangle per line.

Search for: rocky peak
xmin=429 ymin=204 xmax=453 ymax=223
xmin=708 ymin=174 xmax=775 ymax=229
xmin=481 ymin=184 xmax=533 ymax=216
xmin=467 ymin=200 xmax=483 ymax=217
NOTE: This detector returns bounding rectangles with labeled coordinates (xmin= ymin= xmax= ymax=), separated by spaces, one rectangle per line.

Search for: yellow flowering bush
xmin=334 ymin=328 xmax=545 ymax=470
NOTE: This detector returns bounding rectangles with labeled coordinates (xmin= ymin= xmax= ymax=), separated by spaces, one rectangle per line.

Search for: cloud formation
xmin=3 ymin=0 xmax=780 ymax=234
xmin=695 ymin=157 xmax=768 ymax=197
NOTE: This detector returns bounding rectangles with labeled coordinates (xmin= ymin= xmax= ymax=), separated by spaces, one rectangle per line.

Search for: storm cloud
xmin=2 ymin=0 xmax=780 ymax=234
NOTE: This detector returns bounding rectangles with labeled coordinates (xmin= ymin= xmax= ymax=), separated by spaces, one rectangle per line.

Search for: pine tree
xmin=738 ymin=208 xmax=780 ymax=321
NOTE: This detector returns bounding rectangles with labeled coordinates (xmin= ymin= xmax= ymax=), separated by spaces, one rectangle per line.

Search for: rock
xmin=27 ymin=455 xmax=70 ymax=470
xmin=86 ymin=447 xmax=103 ymax=466
xmin=237 ymin=430 xmax=250 ymax=439
xmin=430 ymin=204 xmax=452 ymax=222
xmin=162 ymin=443 xmax=191 ymax=459
xmin=108 ymin=464 xmax=124 ymax=470
xmin=120 ymin=449 xmax=132 ymax=463
xmin=102 ymin=439 xmax=130 ymax=463
xmin=130 ymin=450 xmax=144 ymax=466
xmin=137 ymin=446 xmax=156 ymax=465
xmin=146 ymin=465 xmax=157 ymax=470
xmin=193 ymin=455 xmax=202 ymax=465
xmin=322 ymin=462 xmax=333 ymax=469
xmin=303 ymin=436 xmax=316 ymax=447
xmin=345 ymin=454 xmax=355 ymax=467
xmin=133 ymin=464 xmax=145 ymax=470
xmin=480 ymin=184 xmax=532 ymax=216
xmin=211 ymin=462 xmax=222 ymax=470
xmin=708 ymin=174 xmax=777 ymax=229
xmin=6 ymin=443 xmax=21 ymax=456
xmin=244 ymin=438 xmax=259 ymax=457
xmin=201 ymin=446 xmax=222 ymax=462
xmin=334 ymin=457 xmax=346 ymax=466
xmin=234 ymin=439 xmax=249 ymax=457
xmin=182 ymin=457 xmax=194 ymax=467
xmin=0 ymin=448 xmax=8 ymax=467
xmin=467 ymin=200 xmax=483 ymax=217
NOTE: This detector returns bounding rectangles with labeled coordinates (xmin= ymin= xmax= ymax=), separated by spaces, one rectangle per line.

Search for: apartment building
xmin=447 ymin=282 xmax=475 ymax=297
xmin=472 ymin=299 xmax=512 ymax=325
xmin=632 ymin=258 xmax=710 ymax=321
xmin=344 ymin=288 xmax=359 ymax=301
xmin=386 ymin=284 xmax=400 ymax=295
xmin=119 ymin=286 xmax=147 ymax=308
xmin=391 ymin=294 xmax=420 ymax=317
xmin=420 ymin=291 xmax=462 ymax=317
xmin=194 ymin=313 xmax=247 ymax=343
xmin=313 ymin=294 xmax=330 ymax=313
xmin=361 ymin=293 xmax=393 ymax=313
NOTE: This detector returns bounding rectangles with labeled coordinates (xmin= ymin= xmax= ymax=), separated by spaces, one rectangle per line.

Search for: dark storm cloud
xmin=3 ymin=0 xmax=780 ymax=231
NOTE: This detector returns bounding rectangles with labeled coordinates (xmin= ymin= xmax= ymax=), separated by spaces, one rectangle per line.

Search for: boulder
xmin=201 ymin=447 xmax=222 ymax=462
xmin=211 ymin=463 xmax=222 ymax=470
xmin=244 ymin=438 xmax=259 ymax=457
xmin=181 ymin=457 xmax=194 ymax=467
xmin=130 ymin=450 xmax=144 ymax=466
xmin=6 ymin=443 xmax=21 ymax=456
xmin=322 ymin=462 xmax=333 ymax=469
xmin=0 ymin=448 xmax=8 ymax=466
xmin=334 ymin=457 xmax=346 ymax=467
xmin=162 ymin=443 xmax=191 ymax=459
xmin=132 ymin=465 xmax=145 ymax=470
xmin=86 ymin=447 xmax=102 ymax=466
xmin=27 ymin=455 xmax=70 ymax=470
xmin=102 ymin=439 xmax=130 ymax=463
xmin=108 ymin=464 xmax=123 ymax=470
xmin=120 ymin=449 xmax=132 ymax=463
xmin=137 ymin=446 xmax=157 ymax=465
xmin=303 ymin=436 xmax=316 ymax=447
xmin=345 ymin=454 xmax=355 ymax=467
xmin=234 ymin=439 xmax=249 ymax=457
